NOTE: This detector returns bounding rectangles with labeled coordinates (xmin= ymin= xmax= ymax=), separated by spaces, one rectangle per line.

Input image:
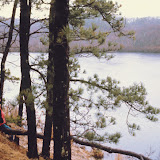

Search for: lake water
xmin=1 ymin=52 xmax=160 ymax=159
xmin=77 ymin=52 xmax=160 ymax=160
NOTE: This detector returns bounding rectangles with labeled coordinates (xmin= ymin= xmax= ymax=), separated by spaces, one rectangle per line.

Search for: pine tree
xmin=19 ymin=0 xmax=38 ymax=158
xmin=44 ymin=1 xmax=159 ymax=159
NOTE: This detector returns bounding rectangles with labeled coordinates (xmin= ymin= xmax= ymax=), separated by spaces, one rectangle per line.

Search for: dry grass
xmin=115 ymin=154 xmax=126 ymax=160
xmin=72 ymin=144 xmax=96 ymax=160
xmin=3 ymin=122 xmax=97 ymax=160
xmin=0 ymin=132 xmax=29 ymax=160
xmin=0 ymin=129 xmax=129 ymax=160
xmin=0 ymin=105 xmax=102 ymax=160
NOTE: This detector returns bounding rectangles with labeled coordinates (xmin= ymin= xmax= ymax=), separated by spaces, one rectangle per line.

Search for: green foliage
xmin=40 ymin=36 xmax=49 ymax=46
xmin=0 ymin=69 xmax=20 ymax=82
xmin=6 ymin=115 xmax=22 ymax=126
xmin=127 ymin=123 xmax=140 ymax=136
xmin=18 ymin=89 xmax=36 ymax=107
xmin=107 ymin=132 xmax=121 ymax=144
xmin=69 ymin=57 xmax=81 ymax=78
xmin=84 ymin=131 xmax=97 ymax=141
xmin=84 ymin=130 xmax=121 ymax=144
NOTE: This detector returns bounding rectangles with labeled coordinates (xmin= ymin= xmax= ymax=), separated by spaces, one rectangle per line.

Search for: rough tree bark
xmin=42 ymin=57 xmax=53 ymax=157
xmin=41 ymin=1 xmax=55 ymax=157
xmin=0 ymin=0 xmax=18 ymax=106
xmin=19 ymin=0 xmax=38 ymax=158
xmin=18 ymin=82 xmax=23 ymax=126
xmin=50 ymin=0 xmax=71 ymax=159
xmin=41 ymin=54 xmax=54 ymax=157
xmin=42 ymin=108 xmax=53 ymax=157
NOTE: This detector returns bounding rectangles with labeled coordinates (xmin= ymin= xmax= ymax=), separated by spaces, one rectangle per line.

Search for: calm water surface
xmin=77 ymin=52 xmax=160 ymax=160
xmin=2 ymin=52 xmax=160 ymax=159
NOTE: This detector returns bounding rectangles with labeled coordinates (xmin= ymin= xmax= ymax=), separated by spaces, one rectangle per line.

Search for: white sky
xmin=0 ymin=2 xmax=50 ymax=19
xmin=116 ymin=0 xmax=160 ymax=18
xmin=0 ymin=0 xmax=160 ymax=19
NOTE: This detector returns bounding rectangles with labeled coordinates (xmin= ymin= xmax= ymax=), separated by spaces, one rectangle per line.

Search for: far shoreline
xmin=0 ymin=51 xmax=160 ymax=55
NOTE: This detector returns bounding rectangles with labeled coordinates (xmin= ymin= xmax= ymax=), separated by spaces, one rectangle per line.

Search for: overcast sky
xmin=0 ymin=0 xmax=160 ymax=19
xmin=117 ymin=0 xmax=160 ymax=18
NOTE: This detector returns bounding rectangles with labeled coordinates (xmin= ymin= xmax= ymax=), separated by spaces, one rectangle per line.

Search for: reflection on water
xmin=1 ymin=52 xmax=160 ymax=159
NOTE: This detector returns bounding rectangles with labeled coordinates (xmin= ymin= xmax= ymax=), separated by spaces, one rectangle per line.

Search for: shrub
xmin=91 ymin=148 xmax=104 ymax=160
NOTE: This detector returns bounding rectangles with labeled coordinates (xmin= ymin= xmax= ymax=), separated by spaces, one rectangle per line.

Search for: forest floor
xmin=0 ymin=132 xmax=28 ymax=160
xmin=0 ymin=123 xmax=98 ymax=160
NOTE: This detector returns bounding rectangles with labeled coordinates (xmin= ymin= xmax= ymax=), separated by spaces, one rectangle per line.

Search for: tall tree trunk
xmin=42 ymin=61 xmax=54 ymax=157
xmin=18 ymin=80 xmax=23 ymax=126
xmin=0 ymin=0 xmax=18 ymax=106
xmin=50 ymin=0 xmax=71 ymax=159
xmin=19 ymin=0 xmax=38 ymax=158
xmin=42 ymin=1 xmax=55 ymax=157
xmin=42 ymin=58 xmax=54 ymax=157
xmin=42 ymin=108 xmax=53 ymax=157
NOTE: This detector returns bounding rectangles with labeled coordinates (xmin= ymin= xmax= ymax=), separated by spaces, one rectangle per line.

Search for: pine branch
xmin=70 ymin=78 xmax=111 ymax=91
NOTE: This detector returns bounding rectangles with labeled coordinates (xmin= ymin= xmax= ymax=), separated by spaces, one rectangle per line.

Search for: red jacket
xmin=0 ymin=108 xmax=6 ymax=126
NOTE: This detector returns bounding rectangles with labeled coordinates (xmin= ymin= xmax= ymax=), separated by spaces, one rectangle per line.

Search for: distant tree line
xmin=1 ymin=17 xmax=160 ymax=53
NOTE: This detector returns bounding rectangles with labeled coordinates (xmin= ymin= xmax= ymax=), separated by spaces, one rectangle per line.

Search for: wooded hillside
xmin=85 ymin=17 xmax=160 ymax=53
xmin=1 ymin=17 xmax=160 ymax=53
xmin=119 ymin=17 xmax=160 ymax=52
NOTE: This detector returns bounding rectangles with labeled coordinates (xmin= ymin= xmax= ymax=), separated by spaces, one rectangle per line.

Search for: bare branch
xmin=30 ymin=18 xmax=49 ymax=26
xmin=29 ymin=26 xmax=48 ymax=36
xmin=71 ymin=136 xmax=151 ymax=160
xmin=30 ymin=67 xmax=47 ymax=86
xmin=0 ymin=20 xmax=19 ymax=33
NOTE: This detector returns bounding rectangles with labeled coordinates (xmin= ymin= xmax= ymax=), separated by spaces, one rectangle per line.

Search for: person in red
xmin=0 ymin=103 xmax=6 ymax=126
xmin=0 ymin=100 xmax=13 ymax=140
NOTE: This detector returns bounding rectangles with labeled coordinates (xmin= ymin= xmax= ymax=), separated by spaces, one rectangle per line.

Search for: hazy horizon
xmin=0 ymin=0 xmax=160 ymax=19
